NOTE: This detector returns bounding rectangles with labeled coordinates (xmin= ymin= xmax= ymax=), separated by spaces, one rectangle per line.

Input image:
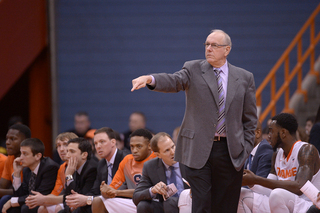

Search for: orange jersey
xmin=0 ymin=154 xmax=7 ymax=177
xmin=110 ymin=152 xmax=156 ymax=190
xmin=51 ymin=162 xmax=67 ymax=196
xmin=1 ymin=155 xmax=23 ymax=182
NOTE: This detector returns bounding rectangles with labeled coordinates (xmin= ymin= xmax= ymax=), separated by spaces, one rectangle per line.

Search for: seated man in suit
xmin=91 ymin=129 xmax=156 ymax=213
xmin=2 ymin=138 xmax=59 ymax=213
xmin=0 ymin=124 xmax=31 ymax=210
xmin=237 ymin=122 xmax=273 ymax=212
xmin=133 ymin=132 xmax=190 ymax=213
xmin=243 ymin=121 xmax=273 ymax=178
xmin=54 ymin=127 xmax=127 ymax=211
xmin=24 ymin=132 xmax=78 ymax=213
xmin=58 ymin=137 xmax=97 ymax=213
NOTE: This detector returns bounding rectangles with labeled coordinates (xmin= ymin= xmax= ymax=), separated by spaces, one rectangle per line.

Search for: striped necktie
xmin=214 ymin=68 xmax=226 ymax=135
xmin=28 ymin=172 xmax=36 ymax=193
xmin=169 ymin=166 xmax=179 ymax=197
xmin=107 ymin=162 xmax=113 ymax=185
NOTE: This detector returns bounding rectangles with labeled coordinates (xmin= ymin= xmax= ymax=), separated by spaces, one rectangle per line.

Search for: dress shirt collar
xmin=213 ymin=60 xmax=229 ymax=76
xmin=77 ymin=160 xmax=87 ymax=175
xmin=162 ymin=160 xmax=179 ymax=170
xmin=250 ymin=141 xmax=261 ymax=157
xmin=32 ymin=162 xmax=40 ymax=175
xmin=106 ymin=148 xmax=117 ymax=166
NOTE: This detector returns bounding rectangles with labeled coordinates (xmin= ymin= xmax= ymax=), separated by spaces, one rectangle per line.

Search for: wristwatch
xmin=66 ymin=174 xmax=73 ymax=181
xmin=87 ymin=196 xmax=93 ymax=205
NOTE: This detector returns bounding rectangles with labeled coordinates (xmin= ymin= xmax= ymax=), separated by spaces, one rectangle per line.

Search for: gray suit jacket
xmin=133 ymin=157 xmax=189 ymax=206
xmin=148 ymin=60 xmax=257 ymax=171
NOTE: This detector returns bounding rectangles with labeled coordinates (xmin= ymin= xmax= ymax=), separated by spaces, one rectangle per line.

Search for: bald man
xmin=131 ymin=29 xmax=257 ymax=212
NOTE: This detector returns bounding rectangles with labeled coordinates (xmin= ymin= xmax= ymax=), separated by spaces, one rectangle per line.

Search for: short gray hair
xmin=210 ymin=29 xmax=232 ymax=47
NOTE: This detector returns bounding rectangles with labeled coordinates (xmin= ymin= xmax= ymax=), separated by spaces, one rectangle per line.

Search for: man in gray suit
xmin=131 ymin=29 xmax=257 ymax=213
xmin=133 ymin=132 xmax=190 ymax=213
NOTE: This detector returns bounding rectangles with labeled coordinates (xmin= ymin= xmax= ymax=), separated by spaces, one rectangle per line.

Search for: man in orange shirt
xmin=25 ymin=132 xmax=78 ymax=213
xmin=0 ymin=124 xmax=31 ymax=210
xmin=92 ymin=129 xmax=156 ymax=213
xmin=0 ymin=154 xmax=8 ymax=181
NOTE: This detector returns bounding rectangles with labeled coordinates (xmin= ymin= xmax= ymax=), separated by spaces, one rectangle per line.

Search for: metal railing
xmin=256 ymin=3 xmax=320 ymax=123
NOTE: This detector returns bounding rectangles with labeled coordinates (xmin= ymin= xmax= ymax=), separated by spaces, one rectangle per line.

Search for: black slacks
xmin=307 ymin=205 xmax=320 ymax=213
xmin=136 ymin=197 xmax=179 ymax=213
xmin=58 ymin=205 xmax=92 ymax=213
xmin=8 ymin=204 xmax=39 ymax=213
xmin=185 ymin=139 xmax=244 ymax=213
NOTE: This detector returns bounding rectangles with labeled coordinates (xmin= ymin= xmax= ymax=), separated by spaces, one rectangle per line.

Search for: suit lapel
xmin=157 ymin=158 xmax=167 ymax=183
xmin=113 ymin=150 xmax=122 ymax=177
xmin=77 ymin=160 xmax=88 ymax=188
xmin=101 ymin=160 xmax=108 ymax=182
xmin=201 ymin=61 xmax=240 ymax=115
xmin=34 ymin=158 xmax=45 ymax=190
xmin=250 ymin=140 xmax=267 ymax=173
xmin=201 ymin=60 xmax=219 ymax=107
xmin=225 ymin=63 xmax=239 ymax=114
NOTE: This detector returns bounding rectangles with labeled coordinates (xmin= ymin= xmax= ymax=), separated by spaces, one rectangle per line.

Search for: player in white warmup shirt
xmin=237 ymin=113 xmax=320 ymax=213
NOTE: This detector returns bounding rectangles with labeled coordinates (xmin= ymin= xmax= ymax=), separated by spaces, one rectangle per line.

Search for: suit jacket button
xmin=213 ymin=124 xmax=216 ymax=127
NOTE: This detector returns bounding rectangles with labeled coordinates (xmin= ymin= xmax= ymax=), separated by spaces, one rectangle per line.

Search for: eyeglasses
xmin=204 ymin=43 xmax=228 ymax=49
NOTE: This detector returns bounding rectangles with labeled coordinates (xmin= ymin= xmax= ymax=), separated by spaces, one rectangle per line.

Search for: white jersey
xmin=275 ymin=140 xmax=320 ymax=200
xmin=274 ymin=140 xmax=306 ymax=181
xmin=241 ymin=141 xmax=320 ymax=213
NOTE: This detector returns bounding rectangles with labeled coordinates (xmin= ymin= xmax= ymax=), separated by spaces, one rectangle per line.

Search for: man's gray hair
xmin=210 ymin=29 xmax=232 ymax=47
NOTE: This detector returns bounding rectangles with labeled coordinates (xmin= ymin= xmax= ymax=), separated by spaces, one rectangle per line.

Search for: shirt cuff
xmin=12 ymin=175 xmax=21 ymax=191
xmin=67 ymin=179 xmax=74 ymax=186
xmin=149 ymin=187 xmax=156 ymax=198
xmin=11 ymin=197 xmax=19 ymax=207
xmin=149 ymin=75 xmax=155 ymax=86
